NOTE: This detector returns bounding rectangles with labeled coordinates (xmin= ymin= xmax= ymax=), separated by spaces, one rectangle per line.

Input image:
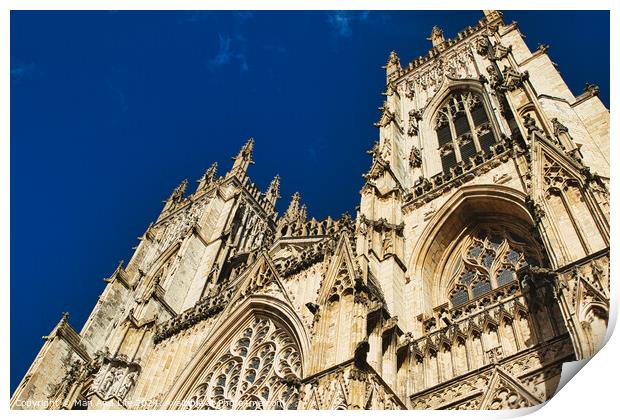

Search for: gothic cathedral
xmin=12 ymin=11 xmax=610 ymax=410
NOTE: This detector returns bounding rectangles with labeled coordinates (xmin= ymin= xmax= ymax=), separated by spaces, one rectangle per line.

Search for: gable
xmin=479 ymin=367 xmax=542 ymax=409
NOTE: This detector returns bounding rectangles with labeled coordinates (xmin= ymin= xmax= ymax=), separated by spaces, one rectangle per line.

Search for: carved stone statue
xmin=427 ymin=26 xmax=445 ymax=47
xmin=117 ymin=371 xmax=138 ymax=400
xmin=99 ymin=368 xmax=116 ymax=396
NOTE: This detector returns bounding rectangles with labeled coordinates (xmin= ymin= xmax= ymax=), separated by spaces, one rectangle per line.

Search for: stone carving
xmin=427 ymin=26 xmax=446 ymax=47
xmin=154 ymin=287 xmax=234 ymax=343
xmin=475 ymin=37 xmax=489 ymax=56
xmin=522 ymin=113 xmax=540 ymax=134
xmin=476 ymin=38 xmax=512 ymax=62
xmin=405 ymin=79 xmax=416 ymax=99
xmin=490 ymin=43 xmax=512 ymax=61
xmin=541 ymin=154 xmax=580 ymax=193
xmin=584 ymin=83 xmax=600 ymax=96
xmin=407 ymin=109 xmax=422 ymax=137
xmin=154 ymin=201 xmax=205 ymax=253
xmin=498 ymin=66 xmax=529 ymax=92
xmin=409 ymin=145 xmax=422 ymax=168
xmin=88 ymin=353 xmax=141 ymax=403
xmin=278 ymin=242 xmax=327 ymax=278
xmin=486 ymin=64 xmax=501 ymax=87
xmin=184 ymin=316 xmax=301 ymax=410
xmin=404 ymin=135 xmax=519 ymax=211
xmin=404 ymin=45 xmax=475 ymax=108
xmin=447 ymin=226 xmax=541 ymax=308
xmin=375 ymin=102 xmax=397 ymax=128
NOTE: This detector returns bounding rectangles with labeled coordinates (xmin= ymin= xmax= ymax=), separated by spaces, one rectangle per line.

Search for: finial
xmin=170 ymin=179 xmax=188 ymax=202
xmin=427 ymin=26 xmax=445 ymax=48
xmin=283 ymin=192 xmax=301 ymax=221
xmin=265 ymin=174 xmax=281 ymax=199
xmin=268 ymin=174 xmax=280 ymax=193
xmin=264 ymin=174 xmax=281 ymax=209
xmin=287 ymin=192 xmax=300 ymax=214
xmin=386 ymin=50 xmax=400 ymax=67
xmin=229 ymin=138 xmax=255 ymax=177
xmin=204 ymin=162 xmax=218 ymax=182
xmin=239 ymin=137 xmax=254 ymax=157
xmin=198 ymin=162 xmax=218 ymax=190
xmin=299 ymin=204 xmax=307 ymax=222
xmin=384 ymin=51 xmax=401 ymax=79
xmin=162 ymin=179 xmax=188 ymax=213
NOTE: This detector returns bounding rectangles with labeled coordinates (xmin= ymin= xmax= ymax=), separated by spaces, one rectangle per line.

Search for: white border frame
xmin=3 ymin=2 xmax=616 ymax=419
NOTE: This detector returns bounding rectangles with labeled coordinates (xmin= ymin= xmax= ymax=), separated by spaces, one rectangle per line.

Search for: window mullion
xmin=464 ymin=101 xmax=482 ymax=152
xmin=447 ymin=110 xmax=462 ymax=162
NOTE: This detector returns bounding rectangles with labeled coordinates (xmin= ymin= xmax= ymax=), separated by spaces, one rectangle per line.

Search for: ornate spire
xmin=197 ymin=162 xmax=218 ymax=190
xmin=280 ymin=192 xmax=307 ymax=226
xmin=264 ymin=174 xmax=281 ymax=206
xmin=285 ymin=192 xmax=300 ymax=218
xmin=229 ymin=137 xmax=255 ymax=177
xmin=164 ymin=179 xmax=188 ymax=211
xmin=171 ymin=179 xmax=188 ymax=201
xmin=298 ymin=204 xmax=307 ymax=223
xmin=427 ymin=26 xmax=445 ymax=48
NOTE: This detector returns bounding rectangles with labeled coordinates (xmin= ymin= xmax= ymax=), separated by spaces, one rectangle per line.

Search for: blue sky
xmin=10 ymin=10 xmax=609 ymax=392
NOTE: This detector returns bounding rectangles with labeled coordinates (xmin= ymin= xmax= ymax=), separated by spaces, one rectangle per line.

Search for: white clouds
xmin=209 ymin=34 xmax=248 ymax=72
xmin=10 ymin=61 xmax=36 ymax=81
xmin=232 ymin=11 xmax=254 ymax=23
xmin=326 ymin=11 xmax=370 ymax=37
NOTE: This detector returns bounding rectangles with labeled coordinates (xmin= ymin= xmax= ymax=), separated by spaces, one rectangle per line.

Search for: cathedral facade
xmin=11 ymin=11 xmax=610 ymax=410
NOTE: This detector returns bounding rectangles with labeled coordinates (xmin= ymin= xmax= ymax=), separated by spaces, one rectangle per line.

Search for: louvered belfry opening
xmin=434 ymin=90 xmax=497 ymax=174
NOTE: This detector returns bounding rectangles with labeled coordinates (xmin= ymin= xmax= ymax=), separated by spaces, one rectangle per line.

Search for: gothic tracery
xmin=447 ymin=226 xmax=541 ymax=307
xmin=184 ymin=316 xmax=302 ymax=410
xmin=434 ymin=90 xmax=497 ymax=173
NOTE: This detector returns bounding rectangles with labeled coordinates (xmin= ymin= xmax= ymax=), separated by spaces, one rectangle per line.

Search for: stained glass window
xmin=448 ymin=227 xmax=540 ymax=307
xmin=472 ymin=278 xmax=492 ymax=297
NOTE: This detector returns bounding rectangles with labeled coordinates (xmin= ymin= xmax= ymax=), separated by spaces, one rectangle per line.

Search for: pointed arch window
xmin=434 ymin=90 xmax=497 ymax=173
xmin=448 ymin=227 xmax=541 ymax=308
xmin=184 ymin=316 xmax=302 ymax=410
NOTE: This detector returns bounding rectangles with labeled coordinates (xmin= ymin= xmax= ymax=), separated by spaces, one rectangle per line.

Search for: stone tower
xmin=11 ymin=11 xmax=609 ymax=410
